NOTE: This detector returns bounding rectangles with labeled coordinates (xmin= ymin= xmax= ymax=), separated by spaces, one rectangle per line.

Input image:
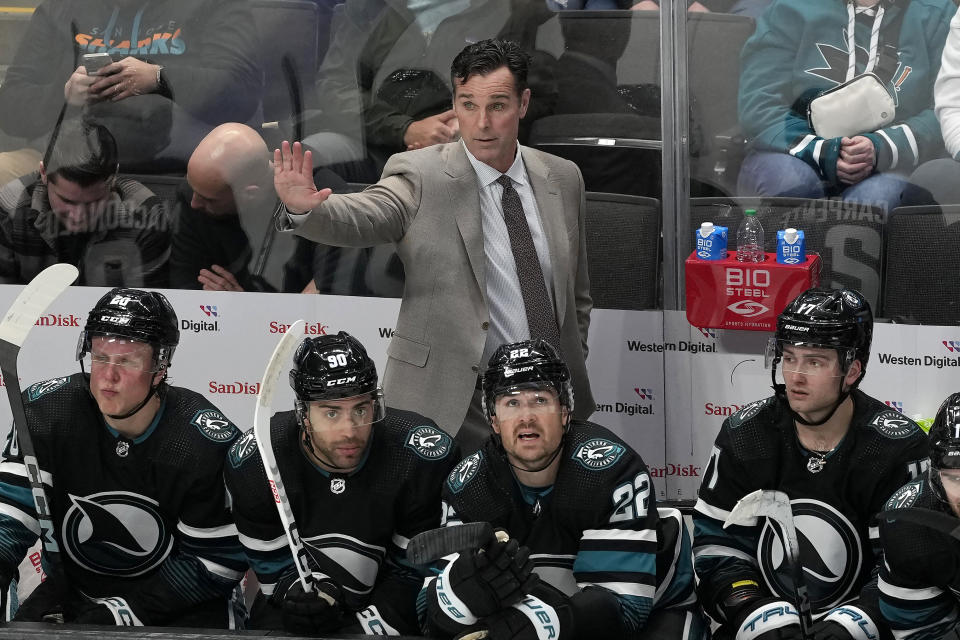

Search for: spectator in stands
xmin=903 ymin=6 xmax=960 ymax=206
xmin=0 ymin=119 xmax=171 ymax=286
xmin=736 ymin=0 xmax=954 ymax=213
xmin=301 ymin=0 xmax=556 ymax=183
xmin=173 ymin=123 xmax=349 ymax=292
xmin=631 ymin=0 xmax=770 ymax=17
xmin=0 ymin=0 xmax=262 ymax=180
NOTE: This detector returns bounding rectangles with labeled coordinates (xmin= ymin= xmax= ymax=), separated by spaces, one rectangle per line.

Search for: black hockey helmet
xmin=77 ymin=287 xmax=179 ymax=370
xmin=482 ymin=339 xmax=573 ymax=420
xmin=289 ymin=332 xmax=384 ymax=426
xmin=290 ymin=332 xmax=379 ymax=401
xmin=929 ymin=393 xmax=960 ymax=503
xmin=769 ymin=288 xmax=872 ymax=427
xmin=773 ymin=287 xmax=873 ymax=375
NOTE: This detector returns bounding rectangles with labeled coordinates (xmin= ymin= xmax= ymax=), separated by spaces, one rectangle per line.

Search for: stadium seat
xmin=250 ymin=0 xmax=325 ymax=140
xmin=688 ymin=197 xmax=886 ymax=311
xmin=882 ymin=205 xmax=960 ymax=325
xmin=585 ymin=192 xmax=660 ymax=310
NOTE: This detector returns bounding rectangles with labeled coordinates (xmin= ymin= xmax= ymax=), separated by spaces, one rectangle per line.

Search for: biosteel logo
xmin=35 ymin=314 xmax=82 ymax=327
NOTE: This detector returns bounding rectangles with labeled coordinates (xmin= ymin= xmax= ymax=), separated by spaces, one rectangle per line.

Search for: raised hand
xmin=273 ymin=141 xmax=333 ymax=214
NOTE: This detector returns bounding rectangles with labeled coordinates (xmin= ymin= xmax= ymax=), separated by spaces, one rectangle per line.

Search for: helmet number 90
xmin=327 ymin=354 xmax=348 ymax=368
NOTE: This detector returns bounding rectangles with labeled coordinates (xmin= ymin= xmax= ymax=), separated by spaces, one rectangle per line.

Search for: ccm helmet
xmin=78 ymin=288 xmax=179 ymax=419
xmin=289 ymin=331 xmax=384 ymax=425
xmin=482 ymin=339 xmax=573 ymax=420
xmin=929 ymin=393 xmax=960 ymax=504
xmin=770 ymin=287 xmax=872 ymax=425
xmin=78 ymin=288 xmax=179 ymax=370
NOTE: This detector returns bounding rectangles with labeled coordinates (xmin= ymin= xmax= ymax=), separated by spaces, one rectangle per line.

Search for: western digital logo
xmin=200 ymin=305 xmax=218 ymax=317
xmin=877 ymin=352 xmax=960 ymax=369
xmin=885 ymin=401 xmax=903 ymax=412
xmin=627 ymin=340 xmax=716 ymax=354
xmin=944 ymin=341 xmax=960 ymax=353
xmin=697 ymin=328 xmax=717 ymax=339
xmin=182 ymin=319 xmax=219 ymax=333
xmin=634 ymin=388 xmax=654 ymax=400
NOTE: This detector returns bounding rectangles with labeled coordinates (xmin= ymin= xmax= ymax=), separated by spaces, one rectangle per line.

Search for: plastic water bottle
xmin=736 ymin=208 xmax=765 ymax=263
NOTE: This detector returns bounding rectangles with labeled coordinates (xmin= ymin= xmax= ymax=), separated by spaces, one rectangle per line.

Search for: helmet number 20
xmin=327 ymin=354 xmax=348 ymax=368
xmin=610 ymin=472 xmax=650 ymax=523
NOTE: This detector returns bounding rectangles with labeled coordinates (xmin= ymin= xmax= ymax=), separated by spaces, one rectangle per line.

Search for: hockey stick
xmin=725 ymin=489 xmax=814 ymax=640
xmin=253 ymin=320 xmax=332 ymax=601
xmin=879 ymin=507 xmax=960 ymax=541
xmin=407 ymin=523 xmax=513 ymax=566
xmin=0 ymin=264 xmax=79 ymax=589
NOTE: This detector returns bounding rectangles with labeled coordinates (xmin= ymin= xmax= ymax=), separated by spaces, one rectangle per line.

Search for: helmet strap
xmin=296 ymin=403 xmax=368 ymax=472
xmin=496 ymin=410 xmax=571 ymax=475
xmin=105 ymin=371 xmax=167 ymax=420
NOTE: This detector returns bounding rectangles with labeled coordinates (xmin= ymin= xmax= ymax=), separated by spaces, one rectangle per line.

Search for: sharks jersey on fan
xmin=693 ymin=390 xmax=928 ymax=628
xmin=224 ymin=408 xmax=456 ymax=634
xmin=738 ymin=0 xmax=954 ymax=182
xmin=428 ymin=420 xmax=701 ymax=635
xmin=877 ymin=474 xmax=960 ymax=640
xmin=0 ymin=374 xmax=245 ymax=626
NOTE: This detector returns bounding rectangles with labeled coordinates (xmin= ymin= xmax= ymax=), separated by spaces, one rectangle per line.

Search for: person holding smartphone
xmin=0 ymin=0 xmax=263 ymax=177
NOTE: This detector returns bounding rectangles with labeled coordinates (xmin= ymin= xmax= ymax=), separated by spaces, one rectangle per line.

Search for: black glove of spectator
xmin=731 ymin=598 xmax=804 ymax=640
xmin=446 ymin=530 xmax=539 ymax=618
xmin=280 ymin=575 xmax=343 ymax=634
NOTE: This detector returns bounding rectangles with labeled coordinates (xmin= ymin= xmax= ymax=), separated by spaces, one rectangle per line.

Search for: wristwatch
xmin=155 ymin=65 xmax=167 ymax=93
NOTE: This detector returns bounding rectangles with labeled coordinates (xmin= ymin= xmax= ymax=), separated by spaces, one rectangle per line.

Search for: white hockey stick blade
xmin=253 ymin=320 xmax=315 ymax=591
xmin=0 ymin=264 xmax=79 ymax=348
xmin=724 ymin=489 xmax=793 ymax=528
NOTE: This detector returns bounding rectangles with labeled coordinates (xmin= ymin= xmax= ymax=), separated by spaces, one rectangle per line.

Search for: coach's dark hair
xmin=451 ymin=39 xmax=531 ymax=96
xmin=43 ymin=118 xmax=119 ymax=187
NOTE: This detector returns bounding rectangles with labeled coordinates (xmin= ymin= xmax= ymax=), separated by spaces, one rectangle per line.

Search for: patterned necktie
xmin=496 ymin=175 xmax=561 ymax=351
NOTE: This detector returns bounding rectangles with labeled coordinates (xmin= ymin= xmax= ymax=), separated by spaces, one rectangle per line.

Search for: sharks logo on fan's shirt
xmin=62 ymin=491 xmax=172 ymax=576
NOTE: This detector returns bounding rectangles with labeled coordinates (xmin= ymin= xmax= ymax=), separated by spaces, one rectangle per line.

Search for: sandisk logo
xmin=727 ymin=300 xmax=769 ymax=318
xmin=35 ymin=314 xmax=82 ymax=327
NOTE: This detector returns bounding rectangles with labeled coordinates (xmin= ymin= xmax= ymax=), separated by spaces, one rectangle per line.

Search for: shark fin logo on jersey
xmin=729 ymin=398 xmax=771 ymax=429
xmin=870 ymin=411 xmax=918 ymax=439
xmin=447 ymin=452 xmax=482 ymax=494
xmin=191 ymin=409 xmax=238 ymax=442
xmin=405 ymin=426 xmax=452 ymax=460
xmin=884 ymin=479 xmax=922 ymax=511
xmin=62 ymin=492 xmax=172 ymax=576
xmin=228 ymin=431 xmax=258 ymax=469
xmin=26 ymin=377 xmax=70 ymax=403
xmin=573 ymin=439 xmax=625 ymax=470
xmin=757 ymin=498 xmax=861 ymax=611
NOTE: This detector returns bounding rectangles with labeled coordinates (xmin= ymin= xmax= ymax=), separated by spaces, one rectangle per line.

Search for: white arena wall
xmin=0 ymin=285 xmax=954 ymax=505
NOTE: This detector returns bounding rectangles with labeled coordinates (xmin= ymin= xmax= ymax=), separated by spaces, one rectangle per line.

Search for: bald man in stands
xmin=171 ymin=123 xmax=277 ymax=291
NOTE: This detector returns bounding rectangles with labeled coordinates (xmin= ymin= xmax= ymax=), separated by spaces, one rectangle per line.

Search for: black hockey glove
xmin=280 ymin=575 xmax=344 ymax=634
xmin=811 ymin=605 xmax=882 ymax=640
xmin=14 ymin=576 xmax=67 ymax=623
xmin=731 ymin=598 xmax=803 ymax=640
xmin=444 ymin=529 xmax=539 ymax=618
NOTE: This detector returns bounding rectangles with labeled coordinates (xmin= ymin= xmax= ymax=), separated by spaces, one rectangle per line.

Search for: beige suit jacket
xmin=292 ymin=142 xmax=594 ymax=434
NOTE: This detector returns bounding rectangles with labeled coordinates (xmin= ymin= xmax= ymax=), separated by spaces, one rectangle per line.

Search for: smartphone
xmin=81 ymin=53 xmax=113 ymax=75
